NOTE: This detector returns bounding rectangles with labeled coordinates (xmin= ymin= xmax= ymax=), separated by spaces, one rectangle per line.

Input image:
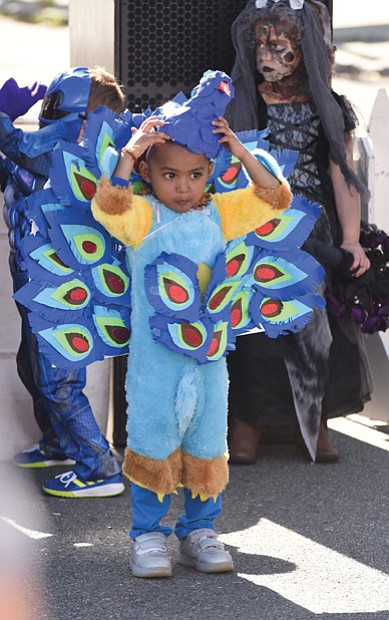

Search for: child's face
xmin=255 ymin=20 xmax=302 ymax=82
xmin=139 ymin=142 xmax=214 ymax=213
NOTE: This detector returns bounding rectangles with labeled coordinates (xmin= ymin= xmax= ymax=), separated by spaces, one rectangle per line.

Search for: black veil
xmin=226 ymin=0 xmax=369 ymax=200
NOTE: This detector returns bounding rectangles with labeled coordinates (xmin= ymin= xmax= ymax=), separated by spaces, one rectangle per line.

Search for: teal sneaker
xmin=42 ymin=470 xmax=125 ymax=498
xmin=13 ymin=444 xmax=75 ymax=469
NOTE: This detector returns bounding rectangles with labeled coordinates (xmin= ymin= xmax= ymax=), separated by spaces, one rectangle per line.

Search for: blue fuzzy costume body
xmin=126 ymin=197 xmax=228 ymax=496
xmin=92 ymin=177 xmax=292 ymax=499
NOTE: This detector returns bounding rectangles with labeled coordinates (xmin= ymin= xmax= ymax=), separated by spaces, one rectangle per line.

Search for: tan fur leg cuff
xmin=181 ymin=451 xmax=229 ymax=498
xmin=123 ymin=448 xmax=182 ymax=495
xmin=252 ymin=180 xmax=292 ymax=212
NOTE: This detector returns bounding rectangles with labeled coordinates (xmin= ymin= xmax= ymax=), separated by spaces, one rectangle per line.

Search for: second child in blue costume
xmin=91 ymin=71 xmax=293 ymax=577
xmin=2 ymin=66 xmax=126 ymax=498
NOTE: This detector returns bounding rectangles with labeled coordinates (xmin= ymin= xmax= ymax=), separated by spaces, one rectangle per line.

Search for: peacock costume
xmin=15 ymin=69 xmax=326 ymax=533
xmin=4 ymin=68 xmax=122 ymax=482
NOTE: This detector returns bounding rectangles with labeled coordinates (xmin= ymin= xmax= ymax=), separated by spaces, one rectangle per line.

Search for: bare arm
xmin=212 ymin=116 xmax=281 ymax=189
xmin=114 ymin=116 xmax=170 ymax=180
xmin=329 ymin=134 xmax=370 ymax=277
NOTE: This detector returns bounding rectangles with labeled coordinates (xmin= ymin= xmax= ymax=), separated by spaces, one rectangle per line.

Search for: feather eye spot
xmin=80 ymin=179 xmax=97 ymax=200
xmin=208 ymin=285 xmax=233 ymax=311
xmin=254 ymin=264 xmax=283 ymax=283
xmin=163 ymin=278 xmax=189 ymax=304
xmin=104 ymin=270 xmax=125 ymax=295
xmin=207 ymin=331 xmax=221 ymax=357
xmin=226 ymin=255 xmax=244 ymax=278
xmin=181 ymin=322 xmax=203 ymax=348
xmin=82 ymin=240 xmax=98 ymax=255
xmin=66 ymin=333 xmax=90 ymax=354
xmin=65 ymin=287 xmax=88 ymax=305
xmin=49 ymin=251 xmax=69 ymax=269
xmin=231 ymin=301 xmax=243 ymax=328
xmin=107 ymin=325 xmax=130 ymax=345
xmin=74 ymin=172 xmax=97 ymax=200
xmin=221 ymin=163 xmax=241 ymax=184
xmin=261 ymin=298 xmax=283 ymax=318
xmin=255 ymin=219 xmax=279 ymax=237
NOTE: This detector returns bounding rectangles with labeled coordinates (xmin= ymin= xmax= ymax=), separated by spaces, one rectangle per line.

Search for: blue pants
xmin=12 ymin=268 xmax=120 ymax=481
xmin=130 ymin=483 xmax=222 ymax=540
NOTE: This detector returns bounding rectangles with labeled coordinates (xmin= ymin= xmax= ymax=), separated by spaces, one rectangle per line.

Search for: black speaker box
xmin=115 ymin=0 xmax=248 ymax=112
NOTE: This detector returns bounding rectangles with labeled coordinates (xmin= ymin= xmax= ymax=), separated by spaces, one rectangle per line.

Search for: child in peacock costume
xmin=16 ymin=70 xmax=325 ymax=577
xmin=7 ymin=67 xmax=128 ymax=498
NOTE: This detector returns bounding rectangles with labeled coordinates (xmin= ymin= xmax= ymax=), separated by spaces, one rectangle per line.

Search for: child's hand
xmin=124 ymin=116 xmax=170 ymax=160
xmin=213 ymin=116 xmax=281 ymax=190
xmin=212 ymin=116 xmax=248 ymax=161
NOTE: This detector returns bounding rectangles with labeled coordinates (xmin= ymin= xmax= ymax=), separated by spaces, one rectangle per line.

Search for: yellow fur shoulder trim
xmin=214 ymin=180 xmax=292 ymax=241
xmin=91 ymin=176 xmax=152 ymax=248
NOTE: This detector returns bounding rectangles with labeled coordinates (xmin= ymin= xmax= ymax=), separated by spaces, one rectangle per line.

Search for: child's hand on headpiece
xmin=123 ymin=116 xmax=170 ymax=161
xmin=212 ymin=117 xmax=248 ymax=161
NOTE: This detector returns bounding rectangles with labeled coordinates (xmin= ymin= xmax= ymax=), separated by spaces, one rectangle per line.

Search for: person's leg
xmin=38 ymin=356 xmax=120 ymax=480
xmin=175 ymin=490 xmax=233 ymax=573
xmin=11 ymin=283 xmax=71 ymax=467
xmin=130 ymin=483 xmax=172 ymax=578
xmin=227 ymin=331 xmax=297 ymax=463
xmin=174 ymin=489 xmax=221 ymax=539
xmin=12 ymin=279 xmax=60 ymax=454
xmin=14 ymin=306 xmax=123 ymax=491
xmin=39 ymin=350 xmax=125 ymax=497
xmin=130 ymin=483 xmax=172 ymax=539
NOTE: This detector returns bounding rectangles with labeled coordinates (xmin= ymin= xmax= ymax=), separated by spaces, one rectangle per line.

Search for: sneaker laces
xmin=54 ymin=471 xmax=77 ymax=488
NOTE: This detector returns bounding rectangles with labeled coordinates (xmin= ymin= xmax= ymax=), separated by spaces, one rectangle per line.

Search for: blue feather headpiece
xmin=130 ymin=70 xmax=235 ymax=160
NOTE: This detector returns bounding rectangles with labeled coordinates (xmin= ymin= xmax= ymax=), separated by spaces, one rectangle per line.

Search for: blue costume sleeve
xmin=0 ymin=113 xmax=83 ymax=177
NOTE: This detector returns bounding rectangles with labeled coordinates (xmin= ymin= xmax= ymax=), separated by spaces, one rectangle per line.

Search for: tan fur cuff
xmin=123 ymin=448 xmax=229 ymax=498
xmin=123 ymin=448 xmax=182 ymax=495
xmin=94 ymin=174 xmax=133 ymax=215
xmin=251 ymin=180 xmax=292 ymax=212
xmin=182 ymin=451 xmax=229 ymax=498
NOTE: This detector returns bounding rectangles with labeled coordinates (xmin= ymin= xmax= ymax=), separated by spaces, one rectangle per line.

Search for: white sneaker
xmin=130 ymin=532 xmax=172 ymax=578
xmin=178 ymin=528 xmax=234 ymax=573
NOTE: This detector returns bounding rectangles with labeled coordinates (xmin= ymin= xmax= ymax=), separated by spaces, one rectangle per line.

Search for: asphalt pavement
xmin=1 ymin=420 xmax=389 ymax=620
xmin=1 ymin=5 xmax=389 ymax=620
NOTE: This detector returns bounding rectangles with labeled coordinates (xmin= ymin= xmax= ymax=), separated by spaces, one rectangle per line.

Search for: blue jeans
xmin=130 ymin=483 xmax=223 ymax=540
xmin=12 ymin=268 xmax=120 ymax=481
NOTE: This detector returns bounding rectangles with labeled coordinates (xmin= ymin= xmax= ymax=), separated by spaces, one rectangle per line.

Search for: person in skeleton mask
xmin=226 ymin=0 xmax=373 ymax=465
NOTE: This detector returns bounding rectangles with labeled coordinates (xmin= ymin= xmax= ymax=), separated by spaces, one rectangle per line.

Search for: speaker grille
xmin=117 ymin=0 xmax=247 ymax=111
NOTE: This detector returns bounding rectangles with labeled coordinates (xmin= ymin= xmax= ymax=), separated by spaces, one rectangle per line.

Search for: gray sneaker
xmin=130 ymin=532 xmax=172 ymax=578
xmin=177 ymin=528 xmax=234 ymax=573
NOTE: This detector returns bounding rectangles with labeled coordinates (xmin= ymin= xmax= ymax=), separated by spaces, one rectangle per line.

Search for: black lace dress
xmin=227 ymin=100 xmax=372 ymax=457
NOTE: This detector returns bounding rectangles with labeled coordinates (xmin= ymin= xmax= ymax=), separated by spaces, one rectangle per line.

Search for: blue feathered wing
xmin=14 ymin=113 xmax=325 ymax=368
xmin=14 ymin=106 xmax=134 ymax=369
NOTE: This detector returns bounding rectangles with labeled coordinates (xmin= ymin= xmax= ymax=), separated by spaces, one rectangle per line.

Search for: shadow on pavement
xmin=1 ymin=423 xmax=388 ymax=620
